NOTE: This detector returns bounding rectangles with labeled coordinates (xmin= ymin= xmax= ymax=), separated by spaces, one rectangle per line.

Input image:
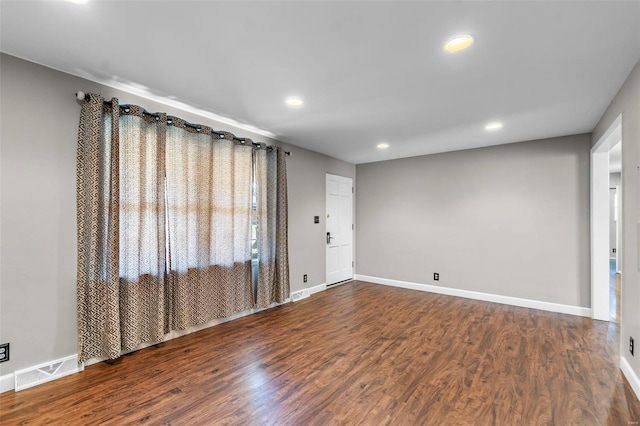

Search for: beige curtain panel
xmin=255 ymin=148 xmax=290 ymax=308
xmin=165 ymin=119 xmax=254 ymax=329
xmin=76 ymin=93 xmax=289 ymax=363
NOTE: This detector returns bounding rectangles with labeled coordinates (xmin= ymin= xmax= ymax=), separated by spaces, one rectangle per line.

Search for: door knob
xmin=326 ymin=232 xmax=335 ymax=244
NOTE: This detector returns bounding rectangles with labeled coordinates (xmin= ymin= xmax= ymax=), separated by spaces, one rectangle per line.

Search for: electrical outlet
xmin=0 ymin=343 xmax=9 ymax=363
xmin=631 ymin=337 xmax=635 ymax=356
xmin=434 ymin=273 xmax=439 ymax=281
xmin=303 ymin=274 xmax=308 ymax=283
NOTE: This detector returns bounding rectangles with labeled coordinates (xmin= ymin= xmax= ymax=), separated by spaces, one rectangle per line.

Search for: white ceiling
xmin=2 ymin=1 xmax=639 ymax=164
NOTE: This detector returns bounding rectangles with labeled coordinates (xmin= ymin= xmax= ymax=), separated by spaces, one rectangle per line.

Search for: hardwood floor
xmin=1 ymin=281 xmax=639 ymax=425
xmin=610 ymin=272 xmax=622 ymax=323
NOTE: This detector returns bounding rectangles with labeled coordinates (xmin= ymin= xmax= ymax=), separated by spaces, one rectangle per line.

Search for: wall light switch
xmin=314 ymin=216 xmax=319 ymax=224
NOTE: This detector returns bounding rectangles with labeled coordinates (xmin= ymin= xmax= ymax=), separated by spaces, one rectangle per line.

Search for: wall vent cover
xmin=14 ymin=355 xmax=84 ymax=392
xmin=291 ymin=289 xmax=310 ymax=302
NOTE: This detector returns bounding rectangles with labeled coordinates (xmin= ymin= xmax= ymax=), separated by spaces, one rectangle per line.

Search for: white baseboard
xmin=1 ymin=373 xmax=14 ymax=393
xmin=308 ymin=283 xmax=327 ymax=295
xmin=355 ymin=274 xmax=591 ymax=317
xmin=14 ymin=355 xmax=83 ymax=392
xmin=621 ymin=356 xmax=640 ymax=401
xmin=290 ymin=283 xmax=327 ymax=302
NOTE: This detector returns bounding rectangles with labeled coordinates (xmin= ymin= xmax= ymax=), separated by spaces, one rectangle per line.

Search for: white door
xmin=326 ymin=174 xmax=353 ymax=285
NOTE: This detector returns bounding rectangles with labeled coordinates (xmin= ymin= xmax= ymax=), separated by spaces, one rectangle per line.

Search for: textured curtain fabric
xmin=117 ymin=107 xmax=168 ymax=351
xmin=77 ymin=95 xmax=121 ymax=361
xmin=165 ymin=121 xmax=254 ymax=329
xmin=256 ymin=147 xmax=290 ymax=308
xmin=77 ymin=96 xmax=167 ymax=362
xmin=77 ymin=94 xmax=289 ymax=362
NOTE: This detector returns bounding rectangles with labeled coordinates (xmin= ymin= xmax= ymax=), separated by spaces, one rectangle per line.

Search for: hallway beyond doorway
xmin=610 ymin=258 xmax=621 ymax=323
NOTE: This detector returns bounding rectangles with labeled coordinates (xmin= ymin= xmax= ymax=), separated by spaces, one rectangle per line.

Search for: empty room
xmin=1 ymin=1 xmax=640 ymax=424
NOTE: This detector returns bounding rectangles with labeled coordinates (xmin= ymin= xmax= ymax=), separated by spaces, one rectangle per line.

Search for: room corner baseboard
xmin=621 ymin=356 xmax=640 ymax=401
xmin=354 ymin=274 xmax=591 ymax=317
xmin=1 ymin=373 xmax=14 ymax=393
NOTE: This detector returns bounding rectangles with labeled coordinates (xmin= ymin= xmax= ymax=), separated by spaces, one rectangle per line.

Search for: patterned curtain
xmin=255 ymin=147 xmax=290 ymax=308
xmin=165 ymin=121 xmax=254 ymax=329
xmin=77 ymin=94 xmax=288 ymax=362
xmin=77 ymin=96 xmax=167 ymax=362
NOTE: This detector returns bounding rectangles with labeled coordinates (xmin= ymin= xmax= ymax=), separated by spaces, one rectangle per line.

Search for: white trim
xmin=291 ymin=282 xmax=328 ymax=302
xmin=591 ymin=150 xmax=611 ymax=320
xmin=14 ymin=355 xmax=83 ymax=392
xmin=290 ymin=289 xmax=311 ymax=302
xmin=1 ymin=373 xmax=14 ymax=394
xmin=591 ymin=114 xmax=622 ymax=321
xmin=308 ymin=283 xmax=327 ymax=295
xmin=592 ymin=114 xmax=622 ymax=152
xmin=620 ymin=356 xmax=640 ymax=401
xmin=355 ymin=275 xmax=591 ymax=317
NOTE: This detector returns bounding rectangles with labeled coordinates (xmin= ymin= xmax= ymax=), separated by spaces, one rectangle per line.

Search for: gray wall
xmin=356 ymin=134 xmax=591 ymax=307
xmin=593 ymin=59 xmax=640 ymax=379
xmin=0 ymin=53 xmax=354 ymax=376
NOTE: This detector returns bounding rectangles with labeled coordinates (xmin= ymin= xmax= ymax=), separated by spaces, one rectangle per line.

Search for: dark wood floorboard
xmin=1 ymin=281 xmax=639 ymax=425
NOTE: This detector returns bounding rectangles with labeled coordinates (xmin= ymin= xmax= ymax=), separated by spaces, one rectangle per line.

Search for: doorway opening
xmin=609 ymin=142 xmax=622 ymax=322
xmin=591 ymin=114 xmax=622 ymax=322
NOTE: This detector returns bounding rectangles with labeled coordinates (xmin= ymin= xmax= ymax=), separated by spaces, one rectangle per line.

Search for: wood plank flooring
xmin=610 ymin=272 xmax=621 ymax=323
xmin=1 ymin=281 xmax=639 ymax=425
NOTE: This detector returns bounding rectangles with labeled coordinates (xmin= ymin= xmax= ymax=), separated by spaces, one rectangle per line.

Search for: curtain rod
xmin=75 ymin=91 xmax=291 ymax=156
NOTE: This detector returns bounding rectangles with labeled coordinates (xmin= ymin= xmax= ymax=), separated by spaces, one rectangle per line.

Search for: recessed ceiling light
xmin=377 ymin=143 xmax=389 ymax=149
xmin=485 ymin=122 xmax=503 ymax=131
xmin=65 ymin=0 xmax=88 ymax=4
xmin=444 ymin=35 xmax=475 ymax=53
xmin=285 ymin=97 xmax=304 ymax=107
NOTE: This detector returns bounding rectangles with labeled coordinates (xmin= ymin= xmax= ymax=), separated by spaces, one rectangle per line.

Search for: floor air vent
xmin=291 ymin=289 xmax=310 ymax=302
xmin=14 ymin=355 xmax=83 ymax=391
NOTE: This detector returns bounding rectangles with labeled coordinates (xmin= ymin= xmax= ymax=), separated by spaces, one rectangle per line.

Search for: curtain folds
xmin=76 ymin=94 xmax=288 ymax=362
xmin=256 ymin=147 xmax=290 ymax=308
xmin=77 ymin=94 xmax=121 ymax=361
xmin=165 ymin=122 xmax=254 ymax=329
xmin=117 ymin=108 xmax=168 ymax=351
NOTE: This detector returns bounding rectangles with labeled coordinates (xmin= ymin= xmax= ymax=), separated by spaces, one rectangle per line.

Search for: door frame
xmin=590 ymin=114 xmax=622 ymax=321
